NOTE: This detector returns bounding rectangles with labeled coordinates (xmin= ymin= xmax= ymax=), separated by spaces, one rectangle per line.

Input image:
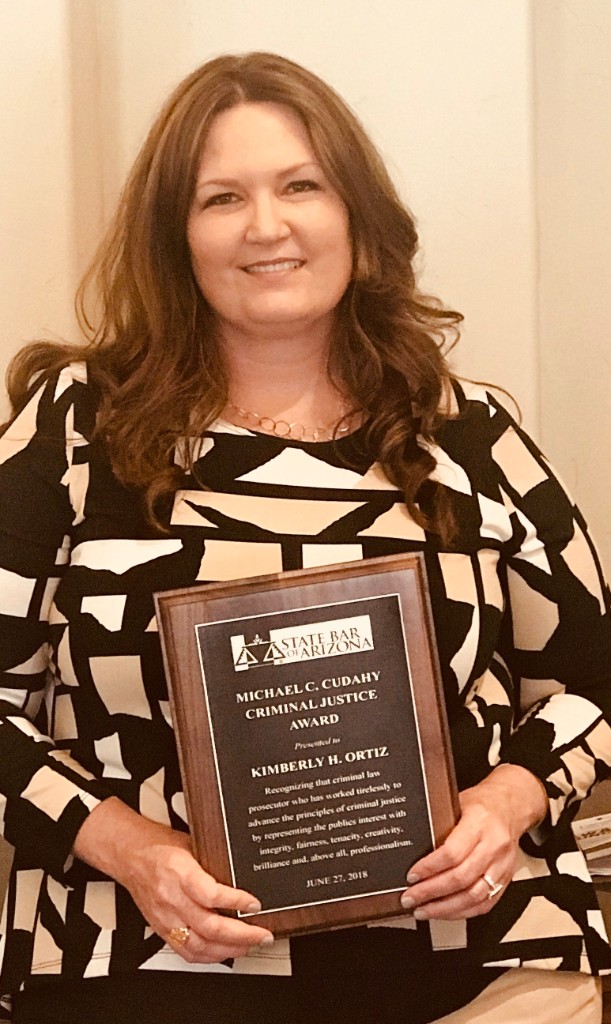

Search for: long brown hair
xmin=6 ymin=52 xmax=462 ymax=536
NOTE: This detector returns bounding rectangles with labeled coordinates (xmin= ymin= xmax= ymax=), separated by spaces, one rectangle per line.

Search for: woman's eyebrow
xmin=194 ymin=162 xmax=322 ymax=192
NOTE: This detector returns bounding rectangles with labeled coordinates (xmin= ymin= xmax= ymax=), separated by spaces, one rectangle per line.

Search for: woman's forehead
xmin=197 ymin=102 xmax=316 ymax=177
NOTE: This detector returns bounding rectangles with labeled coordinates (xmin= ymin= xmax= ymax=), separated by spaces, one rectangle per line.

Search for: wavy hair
xmin=5 ymin=52 xmax=462 ymax=537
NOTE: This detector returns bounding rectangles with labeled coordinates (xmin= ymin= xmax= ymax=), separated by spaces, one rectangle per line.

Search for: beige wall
xmin=0 ymin=0 xmax=609 ymax=573
xmin=0 ymin=2 xmax=80 ymax=375
xmin=534 ymin=0 xmax=611 ymax=572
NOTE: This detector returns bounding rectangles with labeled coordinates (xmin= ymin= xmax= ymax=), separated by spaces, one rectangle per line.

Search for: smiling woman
xmin=187 ymin=102 xmax=353 ymax=401
xmin=0 ymin=51 xmax=609 ymax=1024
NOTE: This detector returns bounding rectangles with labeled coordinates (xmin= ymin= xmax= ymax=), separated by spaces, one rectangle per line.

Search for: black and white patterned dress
xmin=0 ymin=362 xmax=610 ymax=1006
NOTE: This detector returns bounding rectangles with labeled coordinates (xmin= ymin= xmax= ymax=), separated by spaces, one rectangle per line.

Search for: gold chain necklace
xmin=226 ymin=402 xmax=355 ymax=442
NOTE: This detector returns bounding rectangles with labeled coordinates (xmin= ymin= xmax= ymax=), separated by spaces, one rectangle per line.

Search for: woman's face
xmin=187 ymin=102 xmax=353 ymax=342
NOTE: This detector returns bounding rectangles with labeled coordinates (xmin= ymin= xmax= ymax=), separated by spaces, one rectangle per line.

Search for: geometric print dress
xmin=0 ymin=362 xmax=610 ymax=1008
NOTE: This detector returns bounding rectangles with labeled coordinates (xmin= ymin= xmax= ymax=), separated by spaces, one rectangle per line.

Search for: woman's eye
xmin=286 ymin=179 xmax=321 ymax=194
xmin=203 ymin=192 xmax=239 ymax=209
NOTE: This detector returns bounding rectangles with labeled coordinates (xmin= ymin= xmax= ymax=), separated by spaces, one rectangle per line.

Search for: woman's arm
xmin=0 ymin=366 xmax=111 ymax=877
xmin=492 ymin=403 xmax=611 ymax=829
xmin=0 ymin=367 xmax=273 ymax=959
xmin=401 ymin=393 xmax=611 ymax=919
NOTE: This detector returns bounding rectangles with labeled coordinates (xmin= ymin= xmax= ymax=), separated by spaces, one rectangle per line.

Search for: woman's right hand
xmin=73 ymin=797 xmax=274 ymax=963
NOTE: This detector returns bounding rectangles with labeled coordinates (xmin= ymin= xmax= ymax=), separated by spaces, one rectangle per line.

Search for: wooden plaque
xmin=155 ymin=553 xmax=459 ymax=937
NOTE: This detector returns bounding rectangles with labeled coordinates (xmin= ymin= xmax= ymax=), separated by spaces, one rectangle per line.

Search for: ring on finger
xmin=482 ymin=874 xmax=504 ymax=900
xmin=168 ymin=925 xmax=191 ymax=948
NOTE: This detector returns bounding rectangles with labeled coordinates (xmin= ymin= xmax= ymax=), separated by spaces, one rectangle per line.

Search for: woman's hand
xmin=399 ymin=764 xmax=548 ymax=921
xmin=73 ymin=797 xmax=274 ymax=963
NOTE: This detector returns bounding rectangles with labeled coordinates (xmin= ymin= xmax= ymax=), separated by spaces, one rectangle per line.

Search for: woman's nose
xmin=244 ymin=194 xmax=290 ymax=244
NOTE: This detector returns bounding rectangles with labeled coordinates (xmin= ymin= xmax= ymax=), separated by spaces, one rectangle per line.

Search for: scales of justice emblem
xmin=230 ymin=633 xmax=284 ymax=671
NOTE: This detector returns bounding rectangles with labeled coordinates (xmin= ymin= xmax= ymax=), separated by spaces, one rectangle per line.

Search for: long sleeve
xmin=0 ymin=365 xmax=111 ymax=879
xmin=490 ymin=400 xmax=611 ymax=830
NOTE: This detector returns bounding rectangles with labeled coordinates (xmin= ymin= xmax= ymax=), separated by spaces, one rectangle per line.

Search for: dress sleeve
xmin=490 ymin=397 xmax=611 ymax=833
xmin=0 ymin=364 xmax=112 ymax=879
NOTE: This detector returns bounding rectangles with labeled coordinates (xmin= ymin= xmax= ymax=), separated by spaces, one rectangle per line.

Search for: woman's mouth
xmin=242 ymin=259 xmax=304 ymax=274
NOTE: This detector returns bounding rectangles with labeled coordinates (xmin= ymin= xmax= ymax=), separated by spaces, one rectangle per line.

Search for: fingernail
xmin=259 ymin=934 xmax=274 ymax=946
xmin=413 ymin=908 xmax=428 ymax=920
xmin=406 ymin=872 xmax=420 ymax=885
xmin=400 ymin=895 xmax=415 ymax=910
xmin=246 ymin=900 xmax=262 ymax=914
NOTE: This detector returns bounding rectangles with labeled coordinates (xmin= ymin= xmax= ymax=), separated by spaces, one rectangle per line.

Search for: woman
xmin=0 ymin=52 xmax=609 ymax=1024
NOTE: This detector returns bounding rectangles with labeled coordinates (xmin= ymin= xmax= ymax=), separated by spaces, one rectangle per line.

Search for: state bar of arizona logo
xmin=230 ymin=614 xmax=374 ymax=672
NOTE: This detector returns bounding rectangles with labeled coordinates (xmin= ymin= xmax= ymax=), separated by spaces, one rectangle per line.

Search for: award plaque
xmin=155 ymin=553 xmax=459 ymax=937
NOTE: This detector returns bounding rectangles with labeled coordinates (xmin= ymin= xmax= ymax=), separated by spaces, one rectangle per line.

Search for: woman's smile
xmin=241 ymin=257 xmax=305 ymax=275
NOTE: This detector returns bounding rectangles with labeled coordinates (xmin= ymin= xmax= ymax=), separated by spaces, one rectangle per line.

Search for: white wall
xmin=1 ymin=0 xmax=609 ymax=570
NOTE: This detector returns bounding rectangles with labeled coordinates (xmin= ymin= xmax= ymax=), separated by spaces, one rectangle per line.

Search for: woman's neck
xmin=218 ymin=324 xmax=349 ymax=431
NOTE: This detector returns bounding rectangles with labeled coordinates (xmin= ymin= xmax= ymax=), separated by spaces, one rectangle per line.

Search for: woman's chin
xmin=222 ymin=304 xmax=335 ymax=337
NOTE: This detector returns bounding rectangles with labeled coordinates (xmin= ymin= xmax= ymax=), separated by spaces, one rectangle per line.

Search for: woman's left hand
xmin=399 ymin=763 xmax=548 ymax=921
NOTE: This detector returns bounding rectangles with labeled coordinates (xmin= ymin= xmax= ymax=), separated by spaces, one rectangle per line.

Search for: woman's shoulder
xmin=431 ymin=377 xmax=532 ymax=484
xmin=41 ymin=360 xmax=104 ymax=441
xmin=440 ymin=378 xmax=522 ymax=449
xmin=447 ymin=377 xmax=519 ymax=421
xmin=54 ymin=359 xmax=89 ymax=387
xmin=1 ymin=359 xmax=101 ymax=454
xmin=37 ymin=358 xmax=101 ymax=400
xmin=37 ymin=358 xmax=101 ymax=415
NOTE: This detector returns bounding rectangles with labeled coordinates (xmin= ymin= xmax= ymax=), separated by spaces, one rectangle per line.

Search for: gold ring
xmin=482 ymin=874 xmax=504 ymax=900
xmin=169 ymin=925 xmax=191 ymax=948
